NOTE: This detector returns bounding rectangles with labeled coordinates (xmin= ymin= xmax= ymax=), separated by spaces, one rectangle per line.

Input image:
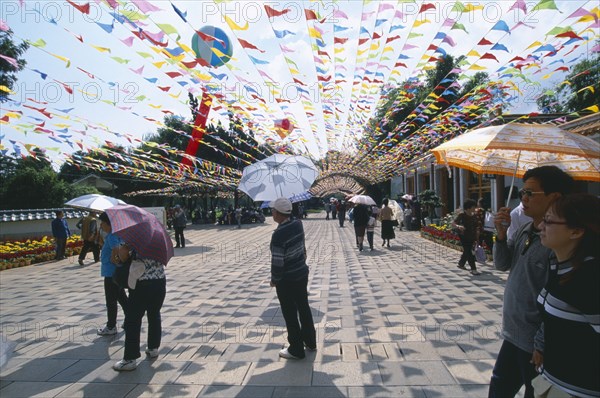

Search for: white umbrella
xmin=65 ymin=194 xmax=126 ymax=212
xmin=348 ymin=195 xmax=376 ymax=205
xmin=260 ymin=191 xmax=313 ymax=208
xmin=238 ymin=154 xmax=318 ymax=201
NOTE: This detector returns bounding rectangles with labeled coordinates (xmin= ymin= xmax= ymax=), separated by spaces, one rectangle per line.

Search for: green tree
xmin=417 ymin=189 xmax=444 ymax=219
xmin=0 ymin=29 xmax=29 ymax=102
xmin=537 ymin=48 xmax=600 ymax=113
xmin=458 ymin=72 xmax=489 ymax=99
xmin=1 ymin=158 xmax=70 ymax=209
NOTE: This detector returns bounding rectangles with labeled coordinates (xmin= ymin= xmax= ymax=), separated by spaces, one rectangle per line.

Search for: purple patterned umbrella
xmin=105 ymin=205 xmax=174 ymax=265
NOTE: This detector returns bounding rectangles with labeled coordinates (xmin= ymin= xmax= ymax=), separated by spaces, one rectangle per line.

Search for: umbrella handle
xmin=505 ymin=150 xmax=522 ymax=208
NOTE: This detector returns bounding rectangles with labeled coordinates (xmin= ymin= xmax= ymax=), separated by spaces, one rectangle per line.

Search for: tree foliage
xmin=0 ymin=29 xmax=29 ymax=103
xmin=0 ymin=155 xmax=70 ymax=209
xmin=537 ymin=48 xmax=600 ymax=114
xmin=362 ymin=55 xmax=484 ymax=154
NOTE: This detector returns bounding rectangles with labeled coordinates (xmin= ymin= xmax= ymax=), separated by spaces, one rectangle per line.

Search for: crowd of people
xmin=51 ymin=164 xmax=597 ymax=396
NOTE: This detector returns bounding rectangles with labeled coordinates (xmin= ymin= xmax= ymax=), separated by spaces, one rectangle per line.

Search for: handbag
xmin=112 ymin=258 xmax=131 ymax=288
xmin=474 ymin=244 xmax=487 ymax=264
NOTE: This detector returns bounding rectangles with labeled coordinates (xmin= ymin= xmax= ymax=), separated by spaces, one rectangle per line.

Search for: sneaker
xmin=471 ymin=270 xmax=481 ymax=275
xmin=457 ymin=264 xmax=467 ymax=270
xmin=97 ymin=326 xmax=117 ymax=336
xmin=78 ymin=259 xmax=84 ymax=266
xmin=279 ymin=347 xmax=303 ymax=360
xmin=145 ymin=348 xmax=159 ymax=358
xmin=113 ymin=359 xmax=137 ymax=371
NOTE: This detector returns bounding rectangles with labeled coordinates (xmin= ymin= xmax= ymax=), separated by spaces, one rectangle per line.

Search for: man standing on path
xmin=77 ymin=212 xmax=100 ymax=265
xmin=173 ymin=205 xmax=187 ymax=248
xmin=51 ymin=210 xmax=71 ymax=260
xmin=337 ymin=200 xmax=347 ymax=227
xmin=269 ymin=197 xmax=316 ymax=360
xmin=489 ymin=166 xmax=573 ymax=398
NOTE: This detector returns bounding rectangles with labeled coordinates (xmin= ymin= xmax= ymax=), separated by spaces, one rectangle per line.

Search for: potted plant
xmin=417 ymin=189 xmax=444 ymax=224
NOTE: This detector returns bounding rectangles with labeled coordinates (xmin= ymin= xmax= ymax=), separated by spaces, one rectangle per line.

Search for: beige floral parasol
xmin=431 ymin=123 xmax=600 ymax=182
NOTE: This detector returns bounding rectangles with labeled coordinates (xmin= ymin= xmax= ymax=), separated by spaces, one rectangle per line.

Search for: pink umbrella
xmin=105 ymin=205 xmax=174 ymax=266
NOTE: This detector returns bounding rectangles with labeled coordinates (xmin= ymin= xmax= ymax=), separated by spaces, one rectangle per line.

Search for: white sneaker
xmin=145 ymin=348 xmax=159 ymax=358
xmin=113 ymin=359 xmax=137 ymax=371
xmin=279 ymin=348 xmax=303 ymax=359
xmin=97 ymin=326 xmax=117 ymax=336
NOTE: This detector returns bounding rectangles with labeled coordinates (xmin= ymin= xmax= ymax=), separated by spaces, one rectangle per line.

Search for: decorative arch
xmin=310 ymin=172 xmax=369 ymax=198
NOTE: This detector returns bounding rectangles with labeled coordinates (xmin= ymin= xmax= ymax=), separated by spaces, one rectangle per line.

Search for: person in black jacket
xmin=452 ymin=199 xmax=480 ymax=275
xmin=532 ymin=194 xmax=599 ymax=398
xmin=352 ymin=204 xmax=370 ymax=252
xmin=172 ymin=205 xmax=187 ymax=248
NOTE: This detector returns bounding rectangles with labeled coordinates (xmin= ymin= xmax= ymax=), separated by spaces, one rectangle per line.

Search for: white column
xmin=431 ymin=163 xmax=436 ymax=191
xmin=490 ymin=181 xmax=497 ymax=212
xmin=453 ymin=167 xmax=459 ymax=211
xmin=459 ymin=168 xmax=466 ymax=208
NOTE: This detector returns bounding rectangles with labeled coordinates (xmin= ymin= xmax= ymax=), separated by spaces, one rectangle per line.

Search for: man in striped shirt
xmin=269 ymin=197 xmax=316 ymax=360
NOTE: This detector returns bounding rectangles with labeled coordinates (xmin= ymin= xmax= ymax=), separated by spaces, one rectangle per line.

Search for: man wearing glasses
xmin=489 ymin=166 xmax=573 ymax=398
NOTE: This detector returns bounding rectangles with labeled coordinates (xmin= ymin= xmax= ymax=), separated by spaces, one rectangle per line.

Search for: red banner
xmin=182 ymin=90 xmax=212 ymax=168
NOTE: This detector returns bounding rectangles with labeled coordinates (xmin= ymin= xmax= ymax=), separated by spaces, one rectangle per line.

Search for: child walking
xmin=366 ymin=210 xmax=376 ymax=251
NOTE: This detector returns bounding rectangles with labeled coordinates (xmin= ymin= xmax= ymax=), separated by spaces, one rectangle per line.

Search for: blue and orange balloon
xmin=191 ymin=26 xmax=233 ymax=68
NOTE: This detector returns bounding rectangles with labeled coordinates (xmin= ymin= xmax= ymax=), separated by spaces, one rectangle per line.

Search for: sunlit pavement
xmin=0 ymin=212 xmax=521 ymax=397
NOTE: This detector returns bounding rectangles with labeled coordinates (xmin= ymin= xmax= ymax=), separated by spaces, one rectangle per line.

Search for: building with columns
xmin=391 ymin=113 xmax=600 ymax=217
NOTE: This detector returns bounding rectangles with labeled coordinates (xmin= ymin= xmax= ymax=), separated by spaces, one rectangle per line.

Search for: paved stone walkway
xmin=1 ymin=213 xmax=515 ymax=397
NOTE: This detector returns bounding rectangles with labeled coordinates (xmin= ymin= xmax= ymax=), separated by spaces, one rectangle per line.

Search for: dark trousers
xmin=354 ymin=225 xmax=366 ymax=248
xmin=331 ymin=211 xmax=337 ymax=219
xmin=174 ymin=227 xmax=185 ymax=247
xmin=367 ymin=231 xmax=374 ymax=249
xmin=325 ymin=211 xmax=330 ymax=220
xmin=103 ymin=277 xmax=129 ymax=329
xmin=489 ymin=340 xmax=538 ymax=398
xmin=124 ymin=279 xmax=166 ymax=360
xmin=338 ymin=213 xmax=346 ymax=227
xmin=459 ymin=236 xmax=476 ymax=270
xmin=55 ymin=238 xmax=67 ymax=259
xmin=275 ymin=277 xmax=316 ymax=358
xmin=79 ymin=240 xmax=100 ymax=262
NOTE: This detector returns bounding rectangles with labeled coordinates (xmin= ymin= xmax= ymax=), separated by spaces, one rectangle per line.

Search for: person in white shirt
xmin=506 ymin=203 xmax=533 ymax=240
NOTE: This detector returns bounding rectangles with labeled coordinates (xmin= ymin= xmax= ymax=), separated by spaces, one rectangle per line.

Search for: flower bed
xmin=420 ymin=224 xmax=493 ymax=260
xmin=0 ymin=235 xmax=82 ymax=271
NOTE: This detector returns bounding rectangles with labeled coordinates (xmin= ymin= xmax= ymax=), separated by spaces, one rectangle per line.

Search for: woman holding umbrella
xmin=111 ymin=244 xmax=166 ymax=371
xmin=101 ymin=205 xmax=173 ymax=371
xmin=353 ymin=204 xmax=370 ymax=252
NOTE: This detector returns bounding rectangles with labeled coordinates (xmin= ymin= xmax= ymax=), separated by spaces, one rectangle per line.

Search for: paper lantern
xmin=191 ymin=26 xmax=233 ymax=68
